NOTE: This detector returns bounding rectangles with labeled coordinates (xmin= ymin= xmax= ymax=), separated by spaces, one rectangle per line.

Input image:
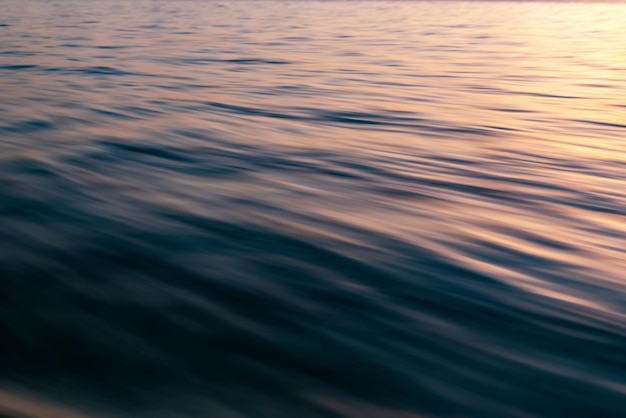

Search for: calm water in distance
xmin=1 ymin=1 xmax=626 ymax=417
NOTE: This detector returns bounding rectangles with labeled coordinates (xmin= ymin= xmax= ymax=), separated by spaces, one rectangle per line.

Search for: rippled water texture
xmin=1 ymin=1 xmax=626 ymax=417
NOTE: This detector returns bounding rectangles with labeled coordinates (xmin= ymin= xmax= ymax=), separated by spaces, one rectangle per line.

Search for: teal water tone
xmin=1 ymin=1 xmax=625 ymax=417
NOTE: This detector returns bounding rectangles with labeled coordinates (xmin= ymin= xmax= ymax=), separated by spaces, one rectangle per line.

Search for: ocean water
xmin=1 ymin=1 xmax=626 ymax=417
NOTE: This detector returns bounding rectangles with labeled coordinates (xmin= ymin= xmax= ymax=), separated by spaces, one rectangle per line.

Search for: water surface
xmin=1 ymin=1 xmax=626 ymax=417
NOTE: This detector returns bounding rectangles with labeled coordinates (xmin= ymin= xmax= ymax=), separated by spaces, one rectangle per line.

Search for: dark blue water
xmin=1 ymin=1 xmax=626 ymax=417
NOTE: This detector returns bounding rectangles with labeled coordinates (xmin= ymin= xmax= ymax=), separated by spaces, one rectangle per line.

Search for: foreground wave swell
xmin=1 ymin=1 xmax=626 ymax=417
